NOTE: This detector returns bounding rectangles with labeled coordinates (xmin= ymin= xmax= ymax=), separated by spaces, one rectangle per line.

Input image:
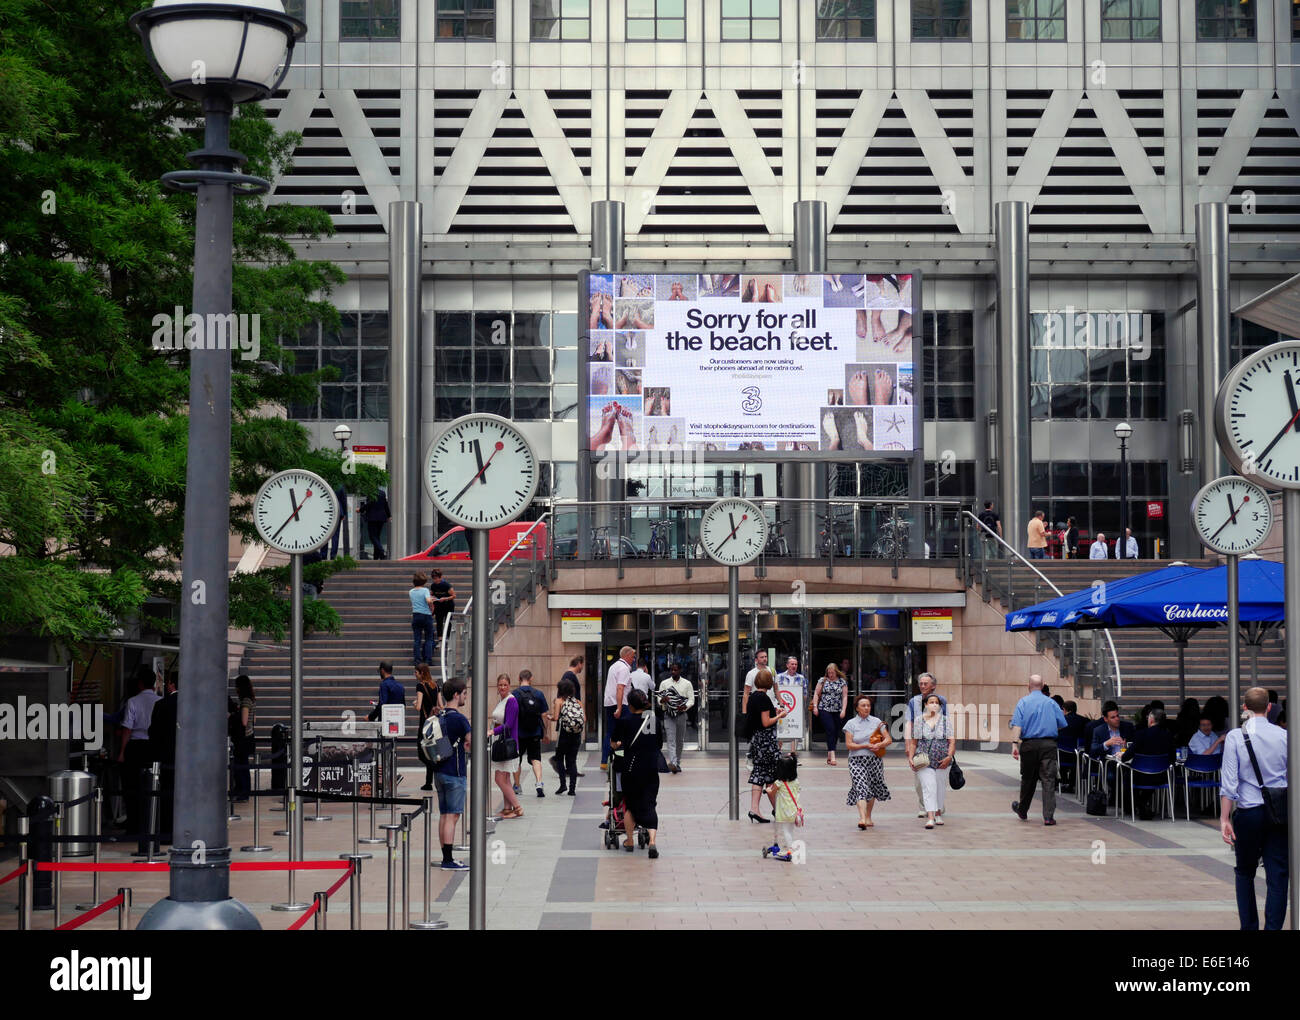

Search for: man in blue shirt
xmin=1010 ymin=674 xmax=1068 ymax=824
xmin=905 ymin=673 xmax=948 ymax=818
xmin=367 ymin=661 xmax=405 ymax=721
xmin=435 ymin=679 xmax=472 ymax=870
xmin=1220 ymin=687 xmax=1289 ymax=930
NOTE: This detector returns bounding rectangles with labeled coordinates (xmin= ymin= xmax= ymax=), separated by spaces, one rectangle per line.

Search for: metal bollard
xmin=270 ymin=795 xmax=308 ymax=912
xmin=360 ymin=745 xmax=384 ymax=845
xmin=227 ymin=758 xmax=241 ymax=822
xmin=306 ymin=736 xmax=333 ymax=822
xmin=52 ymin=805 xmax=63 ymax=928
xmin=274 ymin=783 xmax=290 ymax=836
xmin=411 ymin=804 xmax=448 ymax=930
xmin=381 ymin=822 xmax=401 ymax=931
xmin=240 ymin=755 xmax=271 ymax=853
xmin=17 ymin=817 xmax=31 ymax=931
xmin=400 ymin=812 xmax=412 ymax=930
xmin=147 ymin=763 xmax=162 ymax=861
xmin=340 ymin=756 xmax=373 ymax=860
xmin=76 ymin=786 xmax=103 ymax=911
xmin=387 ymin=739 xmax=398 ymax=829
xmin=313 ymin=890 xmax=327 ymax=931
xmin=347 ymin=854 xmax=364 ymax=930
xmin=117 ymin=887 xmax=132 ymax=930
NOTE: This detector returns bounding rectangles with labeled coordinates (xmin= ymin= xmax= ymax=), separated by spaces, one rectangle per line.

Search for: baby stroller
xmin=601 ymin=753 xmax=649 ymax=850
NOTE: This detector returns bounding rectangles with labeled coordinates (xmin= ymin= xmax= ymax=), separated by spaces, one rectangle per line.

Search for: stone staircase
xmin=236 ymin=560 xmax=474 ymax=766
xmin=975 ymin=558 xmax=1286 ymax=717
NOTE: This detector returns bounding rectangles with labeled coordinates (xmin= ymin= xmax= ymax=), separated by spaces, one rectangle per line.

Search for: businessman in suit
xmin=1090 ymin=702 xmax=1137 ymax=806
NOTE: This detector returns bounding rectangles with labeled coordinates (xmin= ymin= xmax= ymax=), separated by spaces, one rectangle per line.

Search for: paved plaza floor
xmin=3 ymin=749 xmax=1280 ymax=931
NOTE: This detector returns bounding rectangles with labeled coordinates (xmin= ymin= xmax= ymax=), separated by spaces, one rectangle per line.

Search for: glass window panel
xmin=361 ymin=386 xmax=389 ymax=420
xmin=358 ymin=312 xmax=388 ymax=344
xmin=722 ymin=0 xmax=749 ymax=16
xmin=550 ymin=312 xmax=578 ymax=347
xmin=435 ymin=385 xmax=473 ymax=420
xmin=553 ymin=347 xmax=576 ymax=383
xmin=514 ymin=347 xmax=551 ymax=382
xmin=552 ymin=384 xmax=578 ymax=420
xmin=627 ymin=0 xmax=655 ymax=16
xmin=321 ymin=385 xmax=358 ymax=419
xmin=513 ymin=386 xmax=550 ymax=420
xmin=1092 ymin=462 xmax=1120 ymax=494
xmin=721 ymin=20 xmax=749 ymax=39
xmin=1030 ymin=382 xmax=1051 ymax=419
xmin=360 ymin=348 xmax=388 ymax=383
xmin=562 ymin=0 xmax=589 ymax=15
xmin=626 ymin=18 xmax=655 ymax=38
xmin=1051 ymin=462 xmax=1089 ymax=497
xmin=474 ymin=312 xmax=511 ymax=347
xmin=1049 ymin=384 xmax=1088 ymax=419
xmin=753 ymin=0 xmax=779 ymax=15
xmin=1049 ymin=350 xmax=1088 ymax=384
xmin=436 ymin=312 xmax=472 ymax=346
xmin=321 ymin=322 xmax=347 ymax=346
xmin=660 ymin=0 xmax=684 ymax=15
xmin=752 ymin=18 xmax=780 ymax=39
xmin=659 ymin=17 xmax=685 ymax=38
xmin=475 ymin=388 xmax=510 ymax=415
xmin=474 ymin=347 xmax=508 ymax=383
xmin=937 ymin=349 xmax=973 ymax=382
xmin=436 ymin=348 xmax=472 ymax=382
xmin=291 ymin=349 xmax=318 ymax=374
xmin=1031 ymin=461 xmax=1052 ymax=498
xmin=513 ymin=313 xmax=545 ymax=346
xmin=561 ymin=19 xmax=590 ymax=39
xmin=287 ymin=400 xmax=318 ymax=420
xmin=322 ymin=347 xmax=358 ymax=382
xmin=1030 ymin=348 xmax=1051 ymax=385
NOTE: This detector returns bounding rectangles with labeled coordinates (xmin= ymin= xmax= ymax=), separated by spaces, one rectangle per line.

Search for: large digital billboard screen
xmin=581 ymin=272 xmax=919 ymax=456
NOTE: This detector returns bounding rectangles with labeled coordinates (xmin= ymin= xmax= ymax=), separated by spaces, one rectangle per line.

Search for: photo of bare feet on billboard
xmin=590 ymin=366 xmax=613 ymax=396
xmin=615 ymin=369 xmax=642 ymax=396
xmin=855 ymin=308 xmax=912 ymax=361
xmin=617 ymin=331 xmax=645 ymax=367
xmin=645 ymin=387 xmax=671 ymax=416
xmin=614 ymin=299 xmax=654 ymax=330
xmin=589 ymin=397 xmax=642 ymax=452
xmin=699 ymin=274 xmax=739 ymax=297
xmin=845 ymin=363 xmax=897 ymax=406
xmin=821 ymin=407 xmax=874 ymax=452
xmin=589 ymin=293 xmax=614 ymax=330
xmin=741 ymin=275 xmax=782 ymax=303
xmin=828 ymin=388 xmax=843 ymax=406
xmin=657 ymin=275 xmax=697 ymax=301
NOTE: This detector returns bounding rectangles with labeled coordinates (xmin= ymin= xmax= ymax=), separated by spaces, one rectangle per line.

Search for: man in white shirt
xmin=1123 ymin=528 xmax=1139 ymax=559
xmin=657 ymin=662 xmax=696 ymax=772
xmin=1187 ymin=715 xmax=1226 ymax=757
xmin=776 ymin=656 xmax=807 ymax=753
xmin=1220 ymin=687 xmax=1289 ymax=930
xmin=1089 ymin=533 xmax=1108 ymax=559
xmin=117 ymin=666 xmax=162 ymax=856
xmin=740 ymin=649 xmax=769 ymax=715
xmin=602 ymin=645 xmax=634 ymax=770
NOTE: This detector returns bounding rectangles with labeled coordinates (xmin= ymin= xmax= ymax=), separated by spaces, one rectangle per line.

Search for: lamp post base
xmin=137 ymin=896 xmax=261 ymax=930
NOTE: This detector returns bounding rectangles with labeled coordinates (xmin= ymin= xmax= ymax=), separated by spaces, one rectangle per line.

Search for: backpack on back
xmin=559 ymin=698 xmax=584 ymax=734
xmin=420 ymin=712 xmax=455 ymax=765
xmin=514 ymin=687 xmax=544 ymax=733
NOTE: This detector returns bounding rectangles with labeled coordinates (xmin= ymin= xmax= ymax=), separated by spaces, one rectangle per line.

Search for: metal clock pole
xmin=728 ymin=564 xmax=740 ymax=821
xmin=469 ymin=526 xmax=490 ymax=930
xmin=1227 ymin=552 xmax=1239 ymax=729
xmin=272 ymin=553 xmax=308 ymax=911
xmin=1285 ymin=488 xmax=1300 ymax=929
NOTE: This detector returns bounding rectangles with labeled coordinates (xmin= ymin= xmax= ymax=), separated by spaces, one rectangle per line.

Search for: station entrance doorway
xmin=596 ymin=607 xmax=924 ymax=752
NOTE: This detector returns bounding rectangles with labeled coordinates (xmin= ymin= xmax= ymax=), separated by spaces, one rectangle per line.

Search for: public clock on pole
xmin=253 ymin=469 xmax=340 ymax=554
xmin=424 ymin=413 xmax=538 ymax=529
xmin=1191 ymin=476 xmax=1273 ymax=555
xmin=1214 ymin=339 xmax=1300 ymax=490
xmin=700 ymin=498 xmax=769 ymax=567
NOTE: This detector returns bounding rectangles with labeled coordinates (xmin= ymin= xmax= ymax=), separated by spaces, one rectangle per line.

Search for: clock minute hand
xmin=450 ymin=441 xmax=505 ymax=506
xmin=1253 ymin=404 xmax=1300 ymax=466
xmin=715 ymin=513 xmax=747 ymax=551
xmin=270 ymin=488 xmax=313 ymax=541
xmin=1207 ymin=493 xmax=1248 ymax=543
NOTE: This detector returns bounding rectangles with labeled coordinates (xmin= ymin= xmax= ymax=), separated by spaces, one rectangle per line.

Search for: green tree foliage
xmin=0 ymin=0 xmax=377 ymax=646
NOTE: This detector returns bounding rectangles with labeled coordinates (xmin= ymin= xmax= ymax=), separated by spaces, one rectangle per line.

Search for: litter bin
xmin=26 ymin=795 xmax=56 ymax=910
xmin=270 ymin=723 xmax=288 ymax=791
xmin=49 ymin=769 xmax=96 ymax=857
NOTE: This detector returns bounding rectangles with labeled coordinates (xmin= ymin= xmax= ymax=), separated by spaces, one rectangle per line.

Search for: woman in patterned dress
xmin=745 ymin=669 xmax=789 ymax=823
xmin=811 ymin=663 xmax=849 ymax=766
xmin=842 ymin=694 xmax=891 ymax=828
xmin=909 ymin=693 xmax=955 ymax=829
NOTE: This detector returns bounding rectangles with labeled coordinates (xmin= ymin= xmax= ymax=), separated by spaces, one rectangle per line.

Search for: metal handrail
xmin=963 ymin=510 xmax=1123 ymax=698
xmin=438 ymin=513 xmax=552 ymax=682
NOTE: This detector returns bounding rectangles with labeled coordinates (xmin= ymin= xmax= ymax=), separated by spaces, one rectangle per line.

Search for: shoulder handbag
xmin=867 ymin=721 xmax=888 ymax=759
xmin=948 ymin=756 xmax=965 ymax=790
xmin=1242 ymin=730 xmax=1288 ymax=827
xmin=780 ymin=781 xmax=805 ymax=827
xmin=490 ymin=716 xmax=518 ymax=763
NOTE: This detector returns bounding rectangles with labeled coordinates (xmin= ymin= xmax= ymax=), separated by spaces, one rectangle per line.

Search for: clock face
xmin=1191 ymin=476 xmax=1273 ymax=555
xmin=699 ymin=498 xmax=769 ymax=566
xmin=253 ymin=469 xmax=339 ymax=554
xmin=1215 ymin=339 xmax=1300 ymax=490
xmin=424 ymin=414 xmax=538 ymax=529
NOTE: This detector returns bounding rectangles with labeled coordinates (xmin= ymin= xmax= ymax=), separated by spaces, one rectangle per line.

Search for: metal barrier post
xmin=117 ymin=887 xmax=132 ymax=930
xmin=227 ymin=758 xmax=241 ymax=823
xmin=17 ymin=817 xmax=31 ymax=931
xmin=341 ymin=755 xmax=373 ymax=860
xmin=241 ymin=753 xmax=271 ymax=853
xmin=271 ymin=800 xmax=309 ymax=911
xmin=382 ymin=822 xmax=401 ymax=930
xmin=77 ymin=786 xmax=104 ymax=911
xmin=347 ymin=854 xmax=364 ymax=930
xmin=388 ymin=739 xmax=398 ymax=829
xmin=306 ymin=735 xmax=333 ymax=822
xmin=360 ymin=744 xmax=383 ymax=845
xmin=147 ymin=763 xmax=162 ymax=861
xmin=313 ymin=890 xmax=327 ymax=931
xmin=412 ymin=804 xmax=449 ymax=930
xmin=52 ymin=804 xmax=62 ymax=928
xmin=274 ymin=784 xmax=290 ymax=836
xmin=400 ymin=812 xmax=412 ymax=930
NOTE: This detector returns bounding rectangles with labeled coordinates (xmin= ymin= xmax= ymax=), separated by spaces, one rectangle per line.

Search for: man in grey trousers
xmin=657 ymin=662 xmax=695 ymax=774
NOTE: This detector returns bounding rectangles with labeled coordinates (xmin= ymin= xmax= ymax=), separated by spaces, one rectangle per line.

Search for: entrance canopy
xmin=1235 ymin=274 xmax=1300 ymax=334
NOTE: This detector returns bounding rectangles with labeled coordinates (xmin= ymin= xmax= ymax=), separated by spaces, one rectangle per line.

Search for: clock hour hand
xmin=1253 ymin=404 xmax=1300 ymax=466
xmin=1287 ymin=374 xmax=1300 ymax=433
xmin=450 ymin=440 xmax=504 ymax=506
xmin=715 ymin=513 xmax=747 ymax=551
xmin=270 ymin=488 xmax=312 ymax=541
xmin=1207 ymin=493 xmax=1248 ymax=544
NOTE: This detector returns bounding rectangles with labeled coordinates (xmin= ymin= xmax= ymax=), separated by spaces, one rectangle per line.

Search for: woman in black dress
xmin=611 ymin=689 xmax=663 ymax=858
xmin=746 ymin=669 xmax=790 ymax=823
xmin=1063 ymin=517 xmax=1079 ymax=559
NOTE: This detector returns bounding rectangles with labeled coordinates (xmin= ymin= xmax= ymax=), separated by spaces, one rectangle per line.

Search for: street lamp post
xmin=131 ymin=0 xmax=305 ymax=930
xmin=333 ymin=423 xmax=352 ymax=558
xmin=1114 ymin=422 xmax=1132 ymax=560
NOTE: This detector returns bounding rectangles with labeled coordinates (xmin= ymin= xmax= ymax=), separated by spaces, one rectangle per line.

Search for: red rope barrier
xmin=36 ymin=859 xmax=350 ymax=874
xmin=38 ymin=862 xmax=168 ymax=873
xmin=286 ymin=863 xmax=354 ymax=931
xmin=0 ymin=864 xmax=25 ymax=886
xmin=231 ymin=860 xmax=351 ymax=873
xmin=55 ymin=894 xmax=124 ymax=931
